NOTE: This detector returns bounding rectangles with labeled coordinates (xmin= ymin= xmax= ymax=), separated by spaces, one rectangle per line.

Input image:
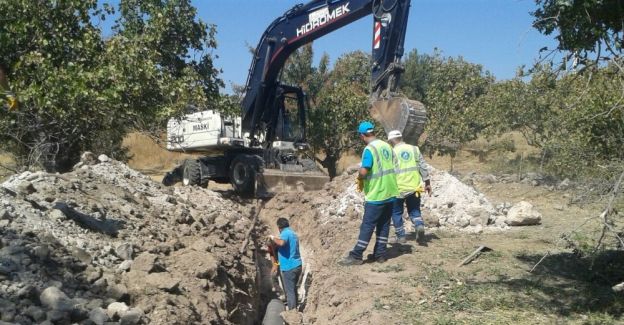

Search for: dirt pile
xmin=0 ymin=153 xmax=260 ymax=324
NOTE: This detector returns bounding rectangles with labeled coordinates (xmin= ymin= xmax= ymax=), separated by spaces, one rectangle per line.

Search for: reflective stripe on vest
xmin=363 ymin=140 xmax=399 ymax=202
xmin=393 ymin=143 xmax=422 ymax=193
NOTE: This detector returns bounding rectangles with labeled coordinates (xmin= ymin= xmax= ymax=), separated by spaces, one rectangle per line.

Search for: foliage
xmin=475 ymin=64 xmax=623 ymax=179
xmin=280 ymin=47 xmax=371 ymax=178
xmin=401 ymin=50 xmax=494 ymax=157
xmin=0 ymin=0 xmax=220 ymax=171
xmin=532 ymin=0 xmax=624 ymax=68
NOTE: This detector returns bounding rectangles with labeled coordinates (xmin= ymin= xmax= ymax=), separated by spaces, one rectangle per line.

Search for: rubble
xmin=0 ymin=153 xmax=261 ymax=324
xmin=316 ymin=166 xmax=507 ymax=232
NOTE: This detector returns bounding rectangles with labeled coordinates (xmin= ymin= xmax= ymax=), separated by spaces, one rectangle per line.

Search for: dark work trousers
xmin=392 ymin=193 xmax=423 ymax=238
xmin=281 ymin=265 xmax=302 ymax=310
xmin=349 ymin=201 xmax=393 ymax=260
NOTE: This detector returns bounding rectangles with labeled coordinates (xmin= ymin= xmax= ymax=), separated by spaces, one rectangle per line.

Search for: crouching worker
xmin=268 ymin=217 xmax=302 ymax=310
xmin=387 ymin=130 xmax=432 ymax=244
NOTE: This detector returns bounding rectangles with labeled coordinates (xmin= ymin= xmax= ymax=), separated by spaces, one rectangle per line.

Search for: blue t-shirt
xmin=277 ymin=227 xmax=302 ymax=271
xmin=360 ymin=142 xmax=396 ymax=205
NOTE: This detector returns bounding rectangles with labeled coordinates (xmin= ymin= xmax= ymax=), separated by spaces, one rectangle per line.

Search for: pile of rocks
xmin=317 ymin=166 xmax=542 ymax=232
xmin=0 ymin=153 xmax=261 ymax=324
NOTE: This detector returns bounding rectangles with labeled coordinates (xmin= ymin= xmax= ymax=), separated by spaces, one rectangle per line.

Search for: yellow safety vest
xmin=393 ymin=142 xmax=423 ymax=194
xmin=363 ymin=140 xmax=399 ymax=202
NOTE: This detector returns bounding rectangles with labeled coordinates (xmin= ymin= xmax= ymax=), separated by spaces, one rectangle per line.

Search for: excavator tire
xmin=182 ymin=159 xmax=202 ymax=187
xmin=230 ymin=155 xmax=259 ymax=196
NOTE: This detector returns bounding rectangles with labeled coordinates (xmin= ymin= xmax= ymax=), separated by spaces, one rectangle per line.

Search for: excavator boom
xmin=242 ymin=0 xmax=426 ymax=145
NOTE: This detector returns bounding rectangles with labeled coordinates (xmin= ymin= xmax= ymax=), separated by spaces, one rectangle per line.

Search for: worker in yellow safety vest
xmin=339 ymin=121 xmax=399 ymax=266
xmin=387 ymin=130 xmax=431 ymax=244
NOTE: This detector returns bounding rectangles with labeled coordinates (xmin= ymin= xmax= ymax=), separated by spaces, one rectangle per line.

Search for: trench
xmin=250 ymin=203 xmax=315 ymax=325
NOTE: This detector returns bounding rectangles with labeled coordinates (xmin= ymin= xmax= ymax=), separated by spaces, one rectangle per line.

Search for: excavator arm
xmin=241 ymin=0 xmax=426 ymax=146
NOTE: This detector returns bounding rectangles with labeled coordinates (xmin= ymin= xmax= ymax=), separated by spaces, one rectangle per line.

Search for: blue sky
xmin=101 ymin=0 xmax=557 ymax=91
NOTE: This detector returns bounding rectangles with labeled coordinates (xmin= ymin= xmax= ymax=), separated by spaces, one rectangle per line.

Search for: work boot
xmin=415 ymin=225 xmax=425 ymax=243
xmin=366 ymin=254 xmax=387 ymax=263
xmin=338 ymin=255 xmax=363 ymax=266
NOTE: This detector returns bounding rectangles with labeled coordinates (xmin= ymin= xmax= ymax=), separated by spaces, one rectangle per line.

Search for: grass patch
xmin=372 ymin=263 xmax=405 ymax=273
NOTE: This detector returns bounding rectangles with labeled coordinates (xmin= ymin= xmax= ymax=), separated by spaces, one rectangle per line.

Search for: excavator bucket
xmin=370 ymin=96 xmax=427 ymax=144
xmin=257 ymin=169 xmax=329 ymax=196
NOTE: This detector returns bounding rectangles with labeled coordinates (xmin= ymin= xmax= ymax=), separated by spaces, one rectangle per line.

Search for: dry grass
xmin=122 ymin=132 xmax=198 ymax=174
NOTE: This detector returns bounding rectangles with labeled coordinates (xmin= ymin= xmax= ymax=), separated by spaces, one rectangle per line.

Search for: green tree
xmin=309 ymin=51 xmax=372 ymax=178
xmin=0 ymin=0 xmax=220 ymax=171
xmin=401 ymin=51 xmax=494 ymax=158
xmin=532 ymin=0 xmax=624 ymax=68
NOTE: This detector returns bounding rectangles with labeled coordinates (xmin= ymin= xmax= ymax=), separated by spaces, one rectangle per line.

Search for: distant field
xmin=122 ymin=132 xmax=198 ymax=177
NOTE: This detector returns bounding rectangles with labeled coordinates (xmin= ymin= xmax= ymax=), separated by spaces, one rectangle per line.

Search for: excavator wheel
xmin=182 ymin=159 xmax=203 ymax=187
xmin=230 ymin=155 xmax=258 ymax=196
xmin=370 ymin=96 xmax=427 ymax=144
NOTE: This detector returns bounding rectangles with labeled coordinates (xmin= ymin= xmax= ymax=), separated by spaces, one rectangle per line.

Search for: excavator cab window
xmin=274 ymin=85 xmax=307 ymax=146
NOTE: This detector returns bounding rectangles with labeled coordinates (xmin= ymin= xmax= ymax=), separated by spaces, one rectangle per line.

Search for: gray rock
xmin=86 ymin=266 xmax=103 ymax=283
xmin=89 ymin=307 xmax=109 ymax=325
xmin=16 ymin=284 xmax=36 ymax=299
xmin=81 ymin=152 xmax=98 ymax=165
xmin=97 ymin=154 xmax=110 ymax=163
xmin=106 ymin=283 xmax=129 ymax=301
xmin=115 ymin=243 xmax=134 ymax=261
xmin=131 ymin=253 xmax=163 ymax=273
xmin=46 ymin=309 xmax=70 ymax=323
xmin=106 ymin=302 xmax=129 ymax=320
xmin=119 ymin=308 xmax=143 ymax=325
xmin=117 ymin=260 xmax=133 ymax=273
xmin=145 ymin=272 xmax=180 ymax=293
xmin=505 ymin=201 xmax=542 ymax=226
xmin=16 ymin=181 xmax=36 ymax=195
xmin=39 ymin=287 xmax=74 ymax=311
xmin=214 ymin=215 xmax=230 ymax=229
xmin=48 ymin=209 xmax=67 ymax=221
xmin=70 ymin=247 xmax=92 ymax=264
xmin=0 ymin=209 xmax=10 ymax=220
xmin=32 ymin=245 xmax=50 ymax=260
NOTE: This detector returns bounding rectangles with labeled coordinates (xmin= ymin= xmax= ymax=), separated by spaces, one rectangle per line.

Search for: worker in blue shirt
xmin=268 ymin=217 xmax=302 ymax=310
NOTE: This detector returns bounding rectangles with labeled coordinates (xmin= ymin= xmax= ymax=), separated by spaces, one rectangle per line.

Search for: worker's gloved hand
xmin=425 ymin=180 xmax=432 ymax=196
xmin=356 ymin=177 xmax=364 ymax=192
xmin=271 ymin=263 xmax=279 ymax=275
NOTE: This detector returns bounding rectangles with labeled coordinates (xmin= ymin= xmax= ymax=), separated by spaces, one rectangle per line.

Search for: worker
xmin=387 ymin=130 xmax=431 ymax=244
xmin=268 ymin=217 xmax=302 ymax=310
xmin=339 ymin=121 xmax=399 ymax=265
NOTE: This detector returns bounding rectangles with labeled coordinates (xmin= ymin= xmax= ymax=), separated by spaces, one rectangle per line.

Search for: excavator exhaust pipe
xmin=370 ymin=96 xmax=427 ymax=144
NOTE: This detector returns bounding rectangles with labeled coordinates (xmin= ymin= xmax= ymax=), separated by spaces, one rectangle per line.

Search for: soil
xmin=1 ymin=143 xmax=622 ymax=325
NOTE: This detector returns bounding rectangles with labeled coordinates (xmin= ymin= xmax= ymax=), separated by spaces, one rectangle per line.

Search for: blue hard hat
xmin=358 ymin=121 xmax=374 ymax=134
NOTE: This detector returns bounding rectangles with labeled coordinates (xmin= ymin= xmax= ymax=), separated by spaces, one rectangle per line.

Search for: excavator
xmin=163 ymin=0 xmax=426 ymax=195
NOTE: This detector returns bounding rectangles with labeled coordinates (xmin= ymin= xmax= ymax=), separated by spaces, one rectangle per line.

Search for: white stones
xmin=505 ymin=201 xmax=542 ymax=226
xmin=39 ymin=287 xmax=74 ymax=311
xmin=106 ymin=302 xmax=129 ymax=320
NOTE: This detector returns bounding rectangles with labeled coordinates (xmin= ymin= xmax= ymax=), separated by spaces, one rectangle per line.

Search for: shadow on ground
xmin=468 ymin=251 xmax=624 ymax=318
